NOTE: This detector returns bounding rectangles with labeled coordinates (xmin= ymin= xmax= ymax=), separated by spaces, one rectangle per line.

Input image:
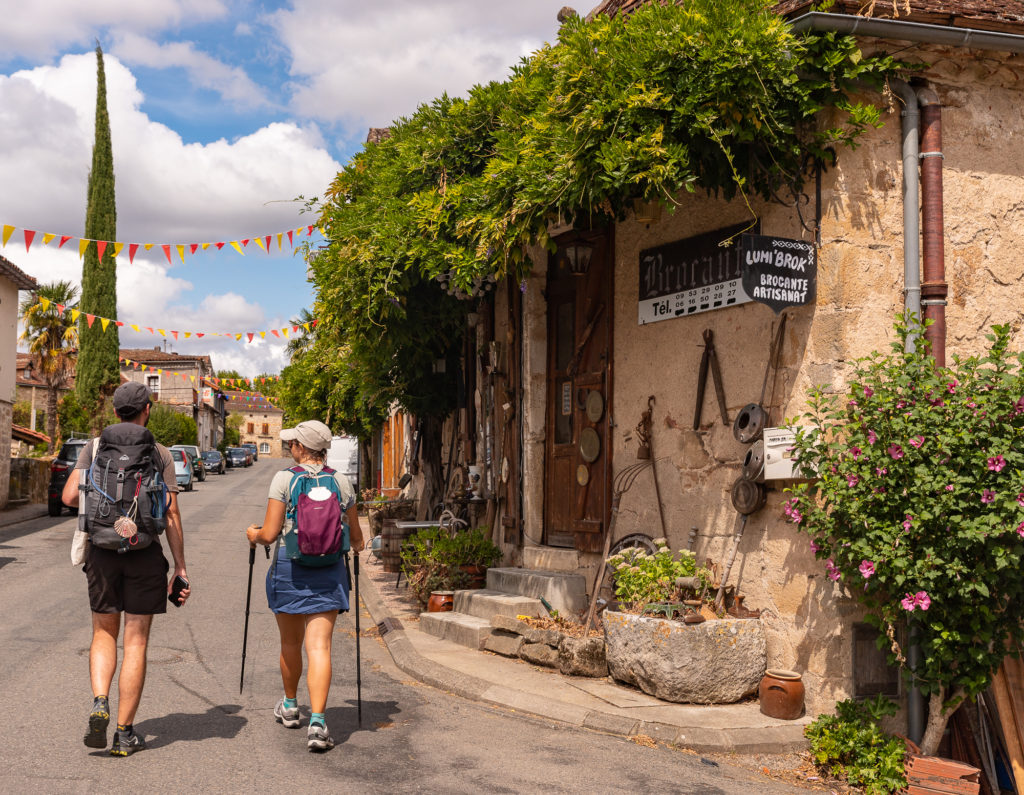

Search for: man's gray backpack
xmin=79 ymin=424 xmax=169 ymax=553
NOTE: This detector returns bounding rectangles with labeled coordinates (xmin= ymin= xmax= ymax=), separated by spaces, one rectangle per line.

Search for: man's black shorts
xmin=84 ymin=542 xmax=169 ymax=614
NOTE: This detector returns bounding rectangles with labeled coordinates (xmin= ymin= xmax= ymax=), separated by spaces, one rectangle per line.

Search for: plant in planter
xmin=606 ymin=538 xmax=711 ymax=613
xmin=786 ymin=318 xmax=1024 ymax=756
xmin=399 ymin=526 xmax=503 ymax=608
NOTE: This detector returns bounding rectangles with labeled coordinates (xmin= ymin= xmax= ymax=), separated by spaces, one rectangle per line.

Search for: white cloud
xmin=110 ymin=33 xmax=274 ymax=109
xmin=270 ymin=0 xmax=559 ymax=136
xmin=0 ymin=0 xmax=229 ymax=62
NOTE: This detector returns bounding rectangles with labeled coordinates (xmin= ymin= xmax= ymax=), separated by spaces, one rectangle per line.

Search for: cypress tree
xmin=76 ymin=45 xmax=120 ymax=418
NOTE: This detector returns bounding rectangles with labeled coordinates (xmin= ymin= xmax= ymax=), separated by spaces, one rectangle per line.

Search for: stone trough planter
xmin=486 ymin=615 xmax=608 ymax=678
xmin=603 ymin=610 xmax=766 ymax=704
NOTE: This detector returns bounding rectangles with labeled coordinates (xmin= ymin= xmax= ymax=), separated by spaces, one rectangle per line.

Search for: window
xmin=261 ymin=423 xmax=269 ymax=435
xmin=146 ymin=375 xmax=159 ymax=399
xmin=259 ymin=443 xmax=270 ymax=454
xmin=247 ymin=422 xmax=254 ymax=434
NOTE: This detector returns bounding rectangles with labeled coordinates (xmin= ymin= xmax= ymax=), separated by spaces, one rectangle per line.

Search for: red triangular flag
xmin=271 ymin=329 xmax=280 ymax=338
xmin=58 ymin=235 xmax=72 ymax=248
xmin=287 ymin=230 xmax=294 ymax=247
xmin=215 ymin=242 xmax=225 ymax=250
xmin=196 ymin=333 xmax=204 ymax=338
xmin=116 ymin=321 xmax=124 ymax=327
xmin=264 ymin=235 xmax=271 ymax=252
xmin=86 ymin=314 xmax=96 ymax=328
xmin=96 ymin=240 xmax=107 ymax=261
xmin=247 ymin=333 xmax=254 ymax=343
xmin=241 ymin=239 xmax=250 ymax=247
xmin=161 ymin=245 xmax=171 ymax=264
xmin=129 ymin=243 xmax=139 ymax=263
xmin=56 ymin=304 xmax=65 ymax=313
xmin=189 ymin=244 xmax=198 ymax=255
xmin=146 ymin=327 xmax=154 ymax=334
xmin=292 ymin=325 xmax=300 ymax=333
xmin=171 ymin=331 xmax=179 ymax=340
xmin=311 ymin=319 xmax=318 ymax=328
xmin=24 ymin=230 xmax=36 ymax=252
xmin=306 ymin=225 xmax=314 ymax=236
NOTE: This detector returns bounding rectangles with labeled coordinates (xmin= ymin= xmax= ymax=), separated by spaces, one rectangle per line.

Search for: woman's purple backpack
xmin=284 ymin=466 xmax=349 ymax=567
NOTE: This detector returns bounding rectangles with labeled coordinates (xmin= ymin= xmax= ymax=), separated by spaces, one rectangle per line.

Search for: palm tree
xmin=287 ymin=307 xmax=317 ymax=360
xmin=20 ymin=281 xmax=79 ymax=452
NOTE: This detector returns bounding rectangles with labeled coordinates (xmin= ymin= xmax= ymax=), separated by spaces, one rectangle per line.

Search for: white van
xmin=326 ymin=436 xmax=359 ymax=491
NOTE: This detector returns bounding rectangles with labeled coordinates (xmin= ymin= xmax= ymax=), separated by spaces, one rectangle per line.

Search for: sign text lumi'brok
xmin=739 ymin=234 xmax=817 ymax=315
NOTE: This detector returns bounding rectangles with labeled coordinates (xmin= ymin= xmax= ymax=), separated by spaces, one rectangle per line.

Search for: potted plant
xmin=399 ymin=526 xmax=503 ymax=608
xmin=602 ymin=540 xmax=766 ymax=704
xmin=452 ymin=526 xmax=503 ymax=588
xmin=786 ymin=318 xmax=1024 ymax=757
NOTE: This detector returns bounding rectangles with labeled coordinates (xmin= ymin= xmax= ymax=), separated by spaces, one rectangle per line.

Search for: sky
xmin=0 ymin=0 xmax=563 ymax=376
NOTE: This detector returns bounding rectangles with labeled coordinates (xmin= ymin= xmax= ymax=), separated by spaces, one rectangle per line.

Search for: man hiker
xmin=62 ymin=382 xmax=190 ymax=756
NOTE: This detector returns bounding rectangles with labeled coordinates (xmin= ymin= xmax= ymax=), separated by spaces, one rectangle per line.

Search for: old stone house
xmin=441 ymin=0 xmax=1024 ymax=728
xmin=226 ymin=392 xmax=285 ymax=458
xmin=14 ymin=351 xmax=74 ymax=432
xmin=0 ymin=255 xmax=38 ymax=508
xmin=119 ymin=348 xmax=224 ymax=450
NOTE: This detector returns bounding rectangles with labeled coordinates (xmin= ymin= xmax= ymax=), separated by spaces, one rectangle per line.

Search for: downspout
xmin=917 ymin=88 xmax=947 ymax=366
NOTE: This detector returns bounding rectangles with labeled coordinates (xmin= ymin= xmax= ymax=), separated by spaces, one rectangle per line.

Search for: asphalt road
xmin=0 ymin=459 xmax=801 ymax=794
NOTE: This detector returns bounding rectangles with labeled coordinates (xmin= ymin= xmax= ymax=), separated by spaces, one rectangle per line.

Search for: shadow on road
xmin=0 ymin=515 xmax=69 ymax=545
xmin=325 ymin=699 xmax=400 ymax=745
xmin=136 ymin=704 xmax=247 ymax=748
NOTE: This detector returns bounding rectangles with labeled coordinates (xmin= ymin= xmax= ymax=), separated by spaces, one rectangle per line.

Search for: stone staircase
xmin=418 ymin=567 xmax=588 ymax=650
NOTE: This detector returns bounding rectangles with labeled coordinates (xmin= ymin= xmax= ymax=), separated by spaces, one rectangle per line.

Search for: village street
xmin=0 ymin=459 xmax=800 ymax=794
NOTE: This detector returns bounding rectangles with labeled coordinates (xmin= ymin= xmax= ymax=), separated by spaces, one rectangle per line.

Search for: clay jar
xmin=759 ymin=669 xmax=805 ymax=720
xmin=427 ymin=591 xmax=455 ymax=613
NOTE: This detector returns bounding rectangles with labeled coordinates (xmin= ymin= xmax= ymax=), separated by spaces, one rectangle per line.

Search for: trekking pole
xmin=354 ymin=551 xmax=362 ymax=727
xmin=240 ymin=544 xmax=256 ymax=694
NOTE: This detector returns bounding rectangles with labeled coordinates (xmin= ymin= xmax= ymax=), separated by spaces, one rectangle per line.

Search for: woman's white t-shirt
xmin=268 ymin=463 xmax=356 ymax=537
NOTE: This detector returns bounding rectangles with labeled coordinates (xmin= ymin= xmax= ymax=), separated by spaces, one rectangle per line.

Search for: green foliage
xmin=787 ymin=318 xmax=1024 ymax=718
xmin=217 ymin=370 xmax=243 ymax=381
xmin=13 ymin=402 xmax=34 ymax=428
xmin=804 ymin=696 xmax=907 ymax=794
xmin=77 ymin=46 xmax=120 ymax=413
xmin=606 ymin=539 xmax=709 ymax=609
xmin=57 ymin=392 xmax=91 ymax=438
xmin=217 ymin=413 xmax=243 ymax=452
xmin=305 ymin=1 xmax=900 ymax=433
xmin=147 ymin=404 xmax=197 ymax=447
xmin=399 ymin=526 xmax=503 ymax=606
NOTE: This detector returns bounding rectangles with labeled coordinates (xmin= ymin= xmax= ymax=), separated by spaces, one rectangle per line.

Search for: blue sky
xmin=0 ymin=0 xmax=561 ymax=375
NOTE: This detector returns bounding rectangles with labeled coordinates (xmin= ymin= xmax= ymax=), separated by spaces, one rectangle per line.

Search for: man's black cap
xmin=113 ymin=382 xmax=152 ymax=414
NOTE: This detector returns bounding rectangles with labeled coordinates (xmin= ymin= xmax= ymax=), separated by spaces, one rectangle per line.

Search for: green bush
xmin=804 ymin=696 xmax=907 ymax=794
xmin=399 ymin=526 xmax=503 ymax=607
xmin=606 ymin=539 xmax=710 ymax=610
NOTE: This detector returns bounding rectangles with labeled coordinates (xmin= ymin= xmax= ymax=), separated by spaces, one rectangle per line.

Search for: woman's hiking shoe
xmin=274 ymin=699 xmax=301 ymax=728
xmin=307 ymin=722 xmax=334 ymax=752
xmin=84 ymin=697 xmax=110 ymax=748
xmin=109 ymin=728 xmax=146 ymax=757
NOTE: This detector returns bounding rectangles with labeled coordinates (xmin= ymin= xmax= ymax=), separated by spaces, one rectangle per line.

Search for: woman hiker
xmin=246 ymin=420 xmax=364 ymax=751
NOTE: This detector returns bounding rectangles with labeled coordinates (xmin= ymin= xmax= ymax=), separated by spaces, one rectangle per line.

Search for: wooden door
xmin=544 ymin=230 xmax=613 ymax=551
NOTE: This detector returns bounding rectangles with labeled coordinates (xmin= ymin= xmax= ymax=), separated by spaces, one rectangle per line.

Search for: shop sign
xmin=202 ymin=386 xmax=214 ymax=405
xmin=740 ymin=234 xmax=816 ymax=314
xmin=637 ymin=223 xmax=752 ymax=325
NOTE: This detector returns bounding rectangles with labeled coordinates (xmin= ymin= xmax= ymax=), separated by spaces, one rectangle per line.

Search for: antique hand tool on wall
xmin=693 ymin=329 xmax=729 ymax=429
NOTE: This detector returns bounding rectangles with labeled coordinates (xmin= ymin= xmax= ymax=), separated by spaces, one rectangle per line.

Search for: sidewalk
xmin=358 ymin=558 xmax=811 ymax=755
xmin=0 ymin=502 xmax=49 ymax=528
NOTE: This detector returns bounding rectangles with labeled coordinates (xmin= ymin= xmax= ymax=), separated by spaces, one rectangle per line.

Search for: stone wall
xmin=8 ymin=457 xmax=49 ymax=504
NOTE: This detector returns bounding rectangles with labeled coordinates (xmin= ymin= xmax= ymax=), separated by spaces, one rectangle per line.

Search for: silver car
xmin=171 ymin=448 xmax=194 ymax=492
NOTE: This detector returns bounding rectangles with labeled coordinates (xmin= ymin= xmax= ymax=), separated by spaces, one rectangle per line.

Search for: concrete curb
xmin=357 ymin=569 xmax=809 ymax=755
xmin=0 ymin=504 xmax=49 ymax=529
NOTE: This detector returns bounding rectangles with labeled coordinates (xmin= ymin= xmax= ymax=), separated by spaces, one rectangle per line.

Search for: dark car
xmin=201 ymin=450 xmax=226 ymax=474
xmin=226 ymin=447 xmax=249 ymax=468
xmin=48 ymin=438 xmax=89 ymax=516
xmin=240 ymin=442 xmax=258 ymax=462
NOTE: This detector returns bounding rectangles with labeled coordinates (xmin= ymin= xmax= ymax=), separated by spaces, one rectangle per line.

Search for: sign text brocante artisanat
xmin=740 ymin=234 xmax=817 ymax=314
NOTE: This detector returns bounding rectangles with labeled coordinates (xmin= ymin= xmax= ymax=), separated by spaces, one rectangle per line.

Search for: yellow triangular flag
xmin=144 ymin=244 xmax=154 ymax=251
xmin=230 ymin=241 xmax=244 ymax=255
xmin=276 ymin=233 xmax=283 ymax=251
xmin=100 ymin=317 xmax=110 ymax=331
xmin=78 ymin=239 xmax=90 ymax=258
xmin=39 ymin=297 xmax=51 ymax=311
xmin=235 ymin=333 xmax=243 ymax=341
xmin=176 ymin=245 xmax=185 ymax=264
xmin=184 ymin=332 xmax=191 ymax=339
xmin=201 ymin=243 xmax=210 ymax=250
xmin=2 ymin=225 xmax=14 ymax=246
xmin=259 ymin=331 xmax=266 ymax=339
xmin=141 ymin=365 xmax=148 ymax=372
xmin=131 ymin=324 xmax=140 ymax=332
xmin=71 ymin=309 xmax=81 ymax=322
xmin=42 ymin=233 xmax=56 ymax=245
xmin=157 ymin=329 xmax=166 ymax=337
xmin=282 ymin=327 xmax=290 ymax=338
xmin=190 ymin=375 xmax=196 ymax=384
xmin=113 ymin=242 xmax=124 ymax=259
xmin=303 ymin=322 xmax=311 ymax=332
xmin=254 ymin=237 xmax=265 ymax=251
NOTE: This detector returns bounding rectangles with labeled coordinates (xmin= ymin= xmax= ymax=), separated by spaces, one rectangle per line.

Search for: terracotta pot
xmin=427 ymin=591 xmax=454 ymax=613
xmin=460 ymin=564 xmax=487 ymax=589
xmin=759 ymin=669 xmax=805 ymax=720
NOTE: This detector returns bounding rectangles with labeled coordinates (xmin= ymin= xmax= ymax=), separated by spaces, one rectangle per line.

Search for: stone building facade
xmin=226 ymin=392 xmax=286 ymax=458
xmin=0 ymin=255 xmax=38 ymax=508
xmin=455 ymin=2 xmax=1024 ymax=721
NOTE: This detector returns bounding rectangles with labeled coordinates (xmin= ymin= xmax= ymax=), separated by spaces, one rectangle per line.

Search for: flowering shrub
xmin=786 ymin=319 xmax=1024 ymax=755
xmin=606 ymin=539 xmax=710 ymax=611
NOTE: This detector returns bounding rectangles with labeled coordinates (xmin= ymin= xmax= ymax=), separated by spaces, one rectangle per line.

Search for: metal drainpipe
xmin=917 ymin=88 xmax=947 ymax=366
xmin=893 ymin=79 xmax=925 ymax=745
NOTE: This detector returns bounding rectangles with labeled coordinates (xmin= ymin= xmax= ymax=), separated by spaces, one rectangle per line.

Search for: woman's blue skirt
xmin=266 ymin=548 xmax=350 ymax=614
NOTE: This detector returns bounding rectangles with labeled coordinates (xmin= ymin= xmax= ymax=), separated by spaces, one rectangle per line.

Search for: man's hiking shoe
xmin=274 ymin=699 xmax=301 ymax=728
xmin=84 ymin=697 xmax=109 ymax=748
xmin=307 ymin=722 xmax=334 ymax=752
xmin=109 ymin=728 xmax=146 ymax=757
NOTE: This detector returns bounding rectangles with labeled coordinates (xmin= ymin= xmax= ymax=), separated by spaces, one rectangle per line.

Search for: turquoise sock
xmin=310 ymin=712 xmax=326 ymax=727
xmin=283 ymin=697 xmax=298 ymax=710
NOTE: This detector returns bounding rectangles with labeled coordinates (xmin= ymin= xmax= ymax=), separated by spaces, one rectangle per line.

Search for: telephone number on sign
xmin=638 ymin=279 xmax=751 ymax=325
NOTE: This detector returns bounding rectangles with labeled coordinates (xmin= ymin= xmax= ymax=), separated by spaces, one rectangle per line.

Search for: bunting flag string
xmin=119 ymin=357 xmax=280 ymax=404
xmin=2 ymin=222 xmax=322 ymax=265
xmin=34 ymin=298 xmax=317 ymax=343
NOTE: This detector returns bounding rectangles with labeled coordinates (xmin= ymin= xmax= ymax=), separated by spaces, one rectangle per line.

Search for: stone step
xmin=418 ymin=611 xmax=493 ymax=650
xmin=485 ymin=568 xmax=588 ymax=617
xmin=453 ymin=589 xmax=544 ymax=621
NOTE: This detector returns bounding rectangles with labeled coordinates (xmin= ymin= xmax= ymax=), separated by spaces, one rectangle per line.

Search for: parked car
xmin=48 ymin=438 xmax=89 ymax=516
xmin=240 ymin=442 xmax=259 ymax=462
xmin=170 ymin=444 xmax=206 ymax=482
xmin=226 ymin=447 xmax=249 ymax=468
xmin=201 ymin=450 xmax=225 ymax=475
xmin=171 ymin=448 xmax=194 ymax=491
